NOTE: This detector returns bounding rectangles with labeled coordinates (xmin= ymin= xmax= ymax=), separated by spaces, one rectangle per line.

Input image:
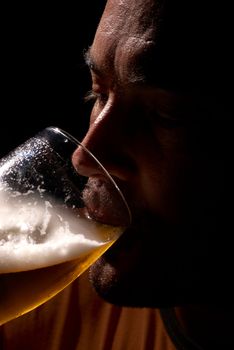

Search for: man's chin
xmin=88 ymin=214 xmax=182 ymax=308
xmin=88 ymin=257 xmax=144 ymax=307
xmin=88 ymin=257 xmax=176 ymax=308
xmin=88 ymin=256 xmax=121 ymax=303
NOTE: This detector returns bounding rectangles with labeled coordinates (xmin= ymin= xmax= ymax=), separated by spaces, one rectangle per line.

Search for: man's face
xmin=72 ymin=0 xmax=228 ymax=307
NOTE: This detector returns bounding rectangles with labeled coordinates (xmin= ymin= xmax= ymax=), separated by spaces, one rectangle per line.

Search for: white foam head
xmin=0 ymin=188 xmax=120 ymax=273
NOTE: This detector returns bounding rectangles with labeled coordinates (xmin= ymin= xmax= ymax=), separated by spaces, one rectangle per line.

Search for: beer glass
xmin=0 ymin=126 xmax=131 ymax=325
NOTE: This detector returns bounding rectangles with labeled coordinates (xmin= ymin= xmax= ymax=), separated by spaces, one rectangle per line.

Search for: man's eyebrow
xmin=83 ymin=47 xmax=150 ymax=85
xmin=84 ymin=48 xmax=103 ymax=76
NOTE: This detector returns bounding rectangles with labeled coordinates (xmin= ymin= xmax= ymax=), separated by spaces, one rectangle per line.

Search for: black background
xmin=1 ymin=2 xmax=106 ymax=157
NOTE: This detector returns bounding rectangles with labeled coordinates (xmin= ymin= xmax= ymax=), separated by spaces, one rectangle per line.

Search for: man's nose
xmin=72 ymin=102 xmax=136 ymax=181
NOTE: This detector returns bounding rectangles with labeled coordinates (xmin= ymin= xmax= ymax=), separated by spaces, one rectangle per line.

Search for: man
xmin=72 ymin=0 xmax=233 ymax=348
xmin=1 ymin=1 xmax=233 ymax=349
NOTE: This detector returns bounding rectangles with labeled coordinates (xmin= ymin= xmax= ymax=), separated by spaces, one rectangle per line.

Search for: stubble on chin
xmin=88 ymin=256 xmax=137 ymax=307
xmin=88 ymin=257 xmax=119 ymax=297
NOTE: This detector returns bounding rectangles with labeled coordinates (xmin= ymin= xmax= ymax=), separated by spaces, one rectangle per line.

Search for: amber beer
xmin=0 ymin=235 xmax=115 ymax=325
xmin=0 ymin=196 xmax=122 ymax=325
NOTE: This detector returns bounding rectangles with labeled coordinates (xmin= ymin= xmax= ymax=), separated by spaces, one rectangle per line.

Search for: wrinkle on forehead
xmin=91 ymin=0 xmax=163 ymax=83
xmin=99 ymin=0 xmax=160 ymax=36
xmin=115 ymin=37 xmax=155 ymax=84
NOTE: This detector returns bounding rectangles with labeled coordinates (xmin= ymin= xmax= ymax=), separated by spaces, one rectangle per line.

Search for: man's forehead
xmin=90 ymin=0 xmax=161 ymax=84
xmin=94 ymin=0 xmax=159 ymax=45
xmin=90 ymin=0 xmax=208 ymax=87
xmin=89 ymin=0 xmax=234 ymax=112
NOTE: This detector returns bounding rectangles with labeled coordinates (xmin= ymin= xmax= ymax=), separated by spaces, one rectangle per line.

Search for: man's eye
xmin=84 ymin=90 xmax=108 ymax=106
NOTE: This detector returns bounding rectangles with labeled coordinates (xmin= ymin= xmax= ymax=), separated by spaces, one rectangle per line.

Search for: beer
xmin=0 ymin=239 xmax=115 ymax=325
xmin=0 ymin=194 xmax=121 ymax=325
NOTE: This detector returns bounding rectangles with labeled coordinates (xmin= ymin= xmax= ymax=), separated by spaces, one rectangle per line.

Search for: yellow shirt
xmin=0 ymin=272 xmax=176 ymax=350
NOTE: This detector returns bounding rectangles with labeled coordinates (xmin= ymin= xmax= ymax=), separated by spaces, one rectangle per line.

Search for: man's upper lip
xmin=82 ymin=177 xmax=131 ymax=227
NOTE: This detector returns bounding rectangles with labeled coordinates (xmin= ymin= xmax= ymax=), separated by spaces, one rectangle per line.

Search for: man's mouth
xmin=82 ymin=176 xmax=131 ymax=227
